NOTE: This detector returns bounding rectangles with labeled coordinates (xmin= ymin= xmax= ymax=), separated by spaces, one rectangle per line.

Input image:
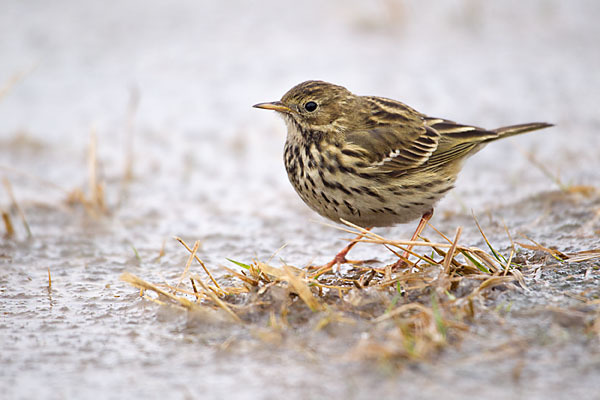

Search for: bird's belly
xmin=284 ymin=143 xmax=452 ymax=227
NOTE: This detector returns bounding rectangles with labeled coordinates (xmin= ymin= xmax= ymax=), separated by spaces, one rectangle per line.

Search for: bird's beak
xmin=253 ymin=101 xmax=291 ymax=113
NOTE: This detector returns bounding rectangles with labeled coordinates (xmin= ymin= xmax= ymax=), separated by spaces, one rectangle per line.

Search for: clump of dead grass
xmin=120 ymin=218 xmax=599 ymax=363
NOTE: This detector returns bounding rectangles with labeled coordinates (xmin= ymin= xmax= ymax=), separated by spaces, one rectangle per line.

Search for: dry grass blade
xmin=283 ymin=265 xmax=323 ymax=312
xmin=472 ymin=212 xmax=505 ymax=263
xmin=469 ymin=248 xmax=501 ymax=273
xmin=564 ymin=250 xmax=600 ymax=263
xmin=355 ymin=237 xmax=455 ymax=249
xmin=502 ymin=249 xmax=515 ymax=276
xmin=176 ymin=240 xmax=199 ymax=290
xmin=442 ymin=227 xmax=462 ymax=274
xmin=120 ymin=272 xmax=196 ymax=309
xmin=257 ymin=262 xmax=303 ymax=279
xmin=189 ymin=274 xmax=243 ymax=323
xmin=257 ymin=262 xmax=323 ymax=312
xmin=65 ymin=129 xmax=108 ymax=216
xmin=222 ymin=265 xmax=260 ymax=286
xmin=318 ymin=218 xmax=367 ymax=238
xmin=434 ymin=227 xmax=462 ymax=291
xmin=2 ymin=209 xmax=14 ymax=237
xmin=2 ymin=178 xmax=31 ymax=237
xmin=267 ymin=242 xmax=288 ymax=264
xmin=0 ymin=67 xmax=36 ymax=101
xmin=516 ymin=235 xmax=567 ymax=261
xmin=175 ymin=237 xmax=221 ymax=290
xmin=338 ymin=218 xmax=454 ymax=259
xmin=339 ymin=218 xmax=384 ymax=240
xmin=427 ymin=223 xmax=454 ymax=243
xmin=420 ymin=237 xmax=461 ymax=270
xmin=190 ymin=277 xmax=199 ymax=299
xmin=157 ymin=239 xmax=166 ymax=260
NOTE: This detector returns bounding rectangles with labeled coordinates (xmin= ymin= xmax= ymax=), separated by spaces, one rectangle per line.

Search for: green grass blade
xmin=460 ymin=250 xmax=490 ymax=273
xmin=226 ymin=258 xmax=251 ymax=270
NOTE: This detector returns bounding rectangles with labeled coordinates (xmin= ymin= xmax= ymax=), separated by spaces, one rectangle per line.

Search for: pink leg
xmin=311 ymin=228 xmax=372 ymax=276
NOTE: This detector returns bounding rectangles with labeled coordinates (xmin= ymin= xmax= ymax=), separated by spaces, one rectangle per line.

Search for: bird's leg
xmin=391 ymin=209 xmax=433 ymax=270
xmin=405 ymin=209 xmax=433 ymax=256
xmin=310 ymin=228 xmax=372 ymax=277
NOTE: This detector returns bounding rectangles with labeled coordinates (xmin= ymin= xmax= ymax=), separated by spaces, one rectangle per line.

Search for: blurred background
xmin=1 ymin=1 xmax=599 ymax=398
xmin=3 ymin=1 xmax=598 ymax=137
xmin=1 ymin=0 xmax=598 ymax=258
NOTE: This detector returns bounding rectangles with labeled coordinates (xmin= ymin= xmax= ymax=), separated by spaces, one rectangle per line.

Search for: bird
xmin=253 ymin=80 xmax=552 ymax=271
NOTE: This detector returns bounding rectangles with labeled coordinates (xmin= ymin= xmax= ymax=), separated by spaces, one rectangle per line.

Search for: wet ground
xmin=1 ymin=1 xmax=599 ymax=399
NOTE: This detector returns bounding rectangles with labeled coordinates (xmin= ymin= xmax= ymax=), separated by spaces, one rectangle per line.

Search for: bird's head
xmin=254 ymin=80 xmax=357 ymax=140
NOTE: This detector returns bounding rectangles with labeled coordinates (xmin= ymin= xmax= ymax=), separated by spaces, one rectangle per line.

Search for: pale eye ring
xmin=304 ymin=101 xmax=318 ymax=112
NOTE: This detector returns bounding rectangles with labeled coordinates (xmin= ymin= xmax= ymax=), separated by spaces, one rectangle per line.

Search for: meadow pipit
xmin=254 ymin=80 xmax=552 ymax=270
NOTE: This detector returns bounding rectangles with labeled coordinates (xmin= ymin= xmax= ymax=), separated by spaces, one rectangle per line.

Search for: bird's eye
xmin=304 ymin=101 xmax=318 ymax=112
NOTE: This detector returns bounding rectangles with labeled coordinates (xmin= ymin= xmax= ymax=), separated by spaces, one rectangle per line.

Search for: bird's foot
xmin=307 ymin=253 xmax=348 ymax=277
xmin=308 ymin=256 xmax=379 ymax=278
xmin=389 ymin=251 xmax=411 ymax=271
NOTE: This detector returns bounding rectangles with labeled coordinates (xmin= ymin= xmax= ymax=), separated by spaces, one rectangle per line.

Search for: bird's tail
xmin=493 ymin=122 xmax=553 ymax=138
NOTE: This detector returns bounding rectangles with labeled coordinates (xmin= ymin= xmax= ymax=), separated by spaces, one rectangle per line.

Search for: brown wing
xmin=422 ymin=118 xmax=500 ymax=170
xmin=341 ymin=95 xmax=501 ymax=175
xmin=341 ymin=96 xmax=441 ymax=172
xmin=343 ymin=125 xmax=440 ymax=172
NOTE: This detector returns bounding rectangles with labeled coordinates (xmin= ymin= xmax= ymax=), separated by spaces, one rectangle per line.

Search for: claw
xmin=309 ymin=228 xmax=372 ymax=277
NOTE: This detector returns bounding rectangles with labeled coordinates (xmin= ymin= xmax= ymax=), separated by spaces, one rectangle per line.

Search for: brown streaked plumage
xmin=254 ymin=80 xmax=552 ymax=267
